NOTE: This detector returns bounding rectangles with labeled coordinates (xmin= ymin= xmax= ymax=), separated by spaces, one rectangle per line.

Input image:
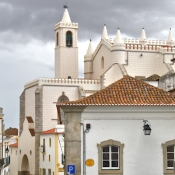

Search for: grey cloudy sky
xmin=0 ymin=0 xmax=175 ymax=128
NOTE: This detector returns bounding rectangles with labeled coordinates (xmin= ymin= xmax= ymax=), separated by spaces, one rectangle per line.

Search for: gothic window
xmin=57 ymin=92 xmax=69 ymax=103
xmin=101 ymin=57 xmax=104 ymax=69
xmin=56 ymin=32 xmax=59 ymax=46
xmin=66 ymin=31 xmax=72 ymax=47
xmin=97 ymin=139 xmax=124 ymax=174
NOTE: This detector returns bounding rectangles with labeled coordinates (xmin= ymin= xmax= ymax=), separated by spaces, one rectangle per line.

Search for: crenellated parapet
xmin=24 ymin=78 xmax=100 ymax=89
xmin=108 ymin=38 xmax=167 ymax=45
xmin=54 ymin=22 xmax=78 ymax=30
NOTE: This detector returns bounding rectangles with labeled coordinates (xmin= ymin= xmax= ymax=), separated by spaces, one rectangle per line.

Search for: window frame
xmin=48 ymin=169 xmax=51 ymax=175
xmin=102 ymin=145 xmax=119 ymax=170
xmin=97 ymin=139 xmax=124 ymax=174
xmin=162 ymin=139 xmax=175 ymax=174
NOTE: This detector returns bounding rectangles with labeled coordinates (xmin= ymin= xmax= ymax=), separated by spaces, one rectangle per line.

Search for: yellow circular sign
xmin=85 ymin=159 xmax=94 ymax=167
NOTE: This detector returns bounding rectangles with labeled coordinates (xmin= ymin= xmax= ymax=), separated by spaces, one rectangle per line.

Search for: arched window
xmin=97 ymin=139 xmax=124 ymax=174
xmin=66 ymin=31 xmax=72 ymax=47
xmin=56 ymin=32 xmax=59 ymax=46
xmin=101 ymin=57 xmax=104 ymax=69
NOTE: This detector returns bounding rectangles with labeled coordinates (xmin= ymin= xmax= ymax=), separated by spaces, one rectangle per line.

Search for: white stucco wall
xmin=40 ymin=133 xmax=64 ymax=175
xmin=40 ymin=134 xmax=56 ymax=175
xmin=9 ymin=147 xmax=18 ymax=175
xmin=18 ymin=118 xmax=35 ymax=174
xmin=81 ymin=106 xmax=175 ymax=175
xmin=124 ymin=52 xmax=168 ymax=77
xmin=92 ymin=45 xmax=112 ymax=79
xmin=103 ymin=64 xmax=123 ymax=87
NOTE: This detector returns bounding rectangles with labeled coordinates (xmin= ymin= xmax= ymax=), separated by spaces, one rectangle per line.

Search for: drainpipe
xmin=80 ymin=123 xmax=90 ymax=175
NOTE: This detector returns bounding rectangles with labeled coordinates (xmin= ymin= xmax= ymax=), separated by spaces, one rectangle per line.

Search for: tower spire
xmin=140 ymin=28 xmax=147 ymax=45
xmin=85 ymin=39 xmax=94 ymax=57
xmin=61 ymin=6 xmax=71 ymax=23
xmin=167 ymin=28 xmax=174 ymax=46
xmin=115 ymin=28 xmax=124 ymax=44
xmin=102 ymin=24 xmax=109 ymax=39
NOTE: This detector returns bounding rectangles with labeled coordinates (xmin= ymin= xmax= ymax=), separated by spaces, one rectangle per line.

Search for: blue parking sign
xmin=67 ymin=164 xmax=76 ymax=174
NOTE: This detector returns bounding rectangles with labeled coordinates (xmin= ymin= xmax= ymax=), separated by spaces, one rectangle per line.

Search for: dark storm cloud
xmin=1 ymin=0 xmax=175 ymax=43
xmin=1 ymin=0 xmax=175 ymax=128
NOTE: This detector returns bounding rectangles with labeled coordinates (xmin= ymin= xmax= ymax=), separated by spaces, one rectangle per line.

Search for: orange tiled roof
xmin=29 ymin=129 xmax=35 ymax=136
xmin=4 ymin=128 xmax=18 ymax=136
xmin=41 ymin=128 xmax=56 ymax=135
xmin=9 ymin=143 xmax=18 ymax=147
xmin=40 ymin=128 xmax=64 ymax=135
xmin=57 ymin=76 xmax=175 ymax=106
xmin=26 ymin=116 xmax=34 ymax=123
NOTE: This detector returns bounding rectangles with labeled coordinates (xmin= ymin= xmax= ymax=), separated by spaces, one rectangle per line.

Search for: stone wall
xmin=61 ymin=106 xmax=85 ymax=175
xmin=35 ymin=86 xmax=43 ymax=175
xmin=19 ymin=91 xmax=25 ymax=135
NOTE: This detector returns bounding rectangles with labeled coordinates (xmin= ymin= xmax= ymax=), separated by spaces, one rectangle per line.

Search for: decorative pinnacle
xmin=90 ymin=39 xmax=91 ymax=42
xmin=104 ymin=24 xmax=106 ymax=26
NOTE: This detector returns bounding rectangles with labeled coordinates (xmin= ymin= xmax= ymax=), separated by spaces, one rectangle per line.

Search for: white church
xmin=9 ymin=7 xmax=175 ymax=175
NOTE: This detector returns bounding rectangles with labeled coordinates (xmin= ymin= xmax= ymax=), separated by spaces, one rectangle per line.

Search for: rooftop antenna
xmin=63 ymin=2 xmax=68 ymax=9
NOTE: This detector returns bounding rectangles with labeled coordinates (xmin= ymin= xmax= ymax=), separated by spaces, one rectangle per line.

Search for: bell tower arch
xmin=54 ymin=8 xmax=78 ymax=79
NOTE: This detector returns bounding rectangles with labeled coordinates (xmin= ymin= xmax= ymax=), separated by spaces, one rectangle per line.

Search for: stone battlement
xmin=24 ymin=78 xmax=100 ymax=89
xmin=54 ymin=22 xmax=78 ymax=30
xmin=108 ymin=38 xmax=167 ymax=45
xmin=91 ymin=38 xmax=175 ymax=59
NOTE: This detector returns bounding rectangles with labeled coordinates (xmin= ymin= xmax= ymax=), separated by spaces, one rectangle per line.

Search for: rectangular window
xmin=43 ymin=154 xmax=45 ymax=161
xmin=167 ymin=145 xmax=174 ymax=169
xmin=43 ymin=169 xmax=46 ymax=175
xmin=102 ymin=146 xmax=119 ymax=169
xmin=49 ymin=138 xmax=51 ymax=147
xmin=49 ymin=155 xmax=50 ymax=161
xmin=48 ymin=169 xmax=51 ymax=175
xmin=43 ymin=139 xmax=45 ymax=153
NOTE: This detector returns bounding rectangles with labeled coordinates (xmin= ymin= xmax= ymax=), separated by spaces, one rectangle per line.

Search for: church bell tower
xmin=54 ymin=7 xmax=78 ymax=79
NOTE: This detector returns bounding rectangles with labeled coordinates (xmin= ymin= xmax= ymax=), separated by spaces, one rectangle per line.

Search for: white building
xmin=16 ymin=7 xmax=175 ymax=175
xmin=58 ymin=75 xmax=175 ymax=175
xmin=40 ymin=125 xmax=64 ymax=175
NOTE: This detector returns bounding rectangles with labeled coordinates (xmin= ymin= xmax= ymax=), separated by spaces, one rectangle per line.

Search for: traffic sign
xmin=67 ymin=164 xmax=76 ymax=174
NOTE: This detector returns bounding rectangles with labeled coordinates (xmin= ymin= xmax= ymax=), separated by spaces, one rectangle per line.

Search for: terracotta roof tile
xmin=9 ymin=143 xmax=18 ymax=147
xmin=40 ymin=128 xmax=55 ymax=135
xmin=26 ymin=116 xmax=34 ymax=123
xmin=57 ymin=76 xmax=175 ymax=106
xmin=4 ymin=128 xmax=18 ymax=136
xmin=29 ymin=129 xmax=35 ymax=136
xmin=40 ymin=128 xmax=64 ymax=135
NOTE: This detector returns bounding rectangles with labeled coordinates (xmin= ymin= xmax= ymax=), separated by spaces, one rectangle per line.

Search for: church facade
xmin=14 ymin=8 xmax=175 ymax=175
